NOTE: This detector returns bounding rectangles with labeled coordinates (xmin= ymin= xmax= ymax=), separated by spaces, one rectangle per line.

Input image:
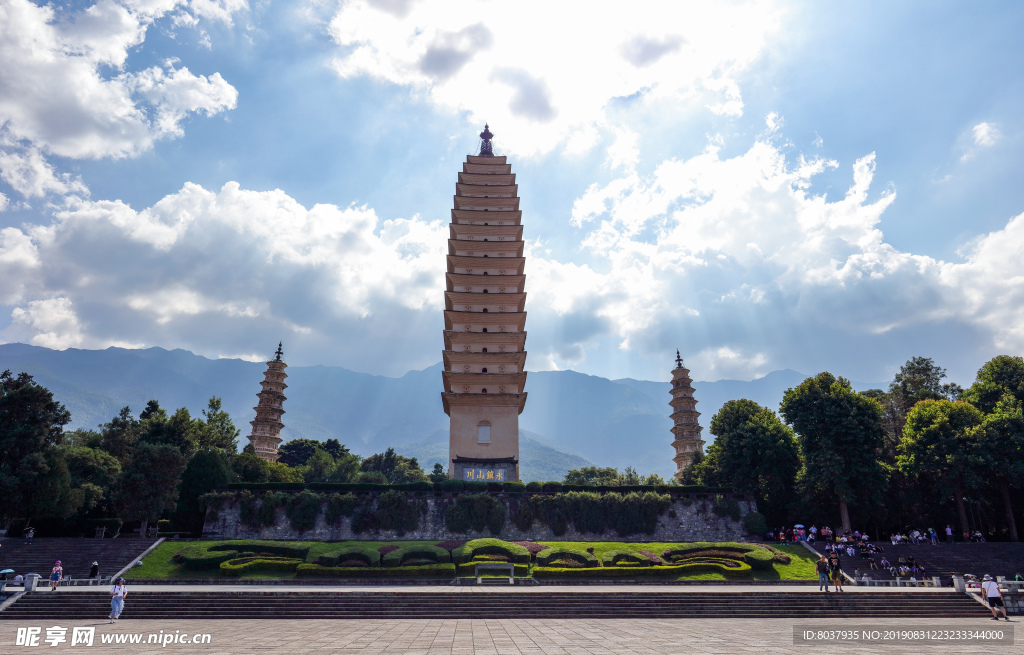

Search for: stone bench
xmin=475 ymin=562 xmax=515 ymax=585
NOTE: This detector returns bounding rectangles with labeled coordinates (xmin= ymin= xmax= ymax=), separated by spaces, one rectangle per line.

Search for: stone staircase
xmin=0 ymin=591 xmax=991 ymax=620
xmin=0 ymin=538 xmax=158 ymax=583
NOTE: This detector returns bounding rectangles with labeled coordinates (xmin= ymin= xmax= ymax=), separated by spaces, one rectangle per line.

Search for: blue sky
xmin=1 ymin=0 xmax=1022 ymax=387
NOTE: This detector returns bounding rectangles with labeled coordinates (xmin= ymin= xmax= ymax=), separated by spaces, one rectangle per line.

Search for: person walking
xmin=89 ymin=562 xmax=99 ymax=580
xmin=981 ymin=575 xmax=1010 ymax=621
xmin=23 ymin=527 xmax=34 ymax=545
xmin=828 ymin=553 xmax=844 ymax=592
xmin=945 ymin=525 xmax=954 ymax=544
xmin=109 ymin=578 xmax=127 ymax=623
xmin=816 ymin=555 xmax=830 ymax=592
xmin=49 ymin=561 xmax=63 ymax=591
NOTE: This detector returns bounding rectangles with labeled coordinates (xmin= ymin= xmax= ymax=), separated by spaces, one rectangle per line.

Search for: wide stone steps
xmin=0 ymin=592 xmax=989 ymax=620
xmin=0 ymin=538 xmax=157 ymax=582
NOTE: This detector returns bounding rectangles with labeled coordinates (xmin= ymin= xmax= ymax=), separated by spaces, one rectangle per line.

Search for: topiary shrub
xmin=741 ymin=547 xmax=775 ymax=570
xmin=324 ymin=493 xmax=357 ymax=526
xmin=525 ymin=481 xmax=543 ymax=492
xmin=742 ymin=511 xmax=768 ymax=536
xmin=661 ymin=542 xmax=776 ymax=572
xmin=536 ymin=546 xmax=599 ymax=568
xmin=209 ymin=540 xmax=310 ymax=559
xmin=502 ymin=481 xmax=526 ymax=492
xmin=316 ymin=545 xmax=382 ymax=567
xmin=601 ymin=550 xmax=652 ymax=567
xmin=534 ymin=560 xmax=752 ymax=579
xmin=452 ymin=538 xmax=531 ymax=565
xmin=296 ymin=563 xmax=455 ymax=578
xmin=285 ymin=490 xmax=323 ymax=532
xmin=437 ymin=479 xmax=465 ymax=492
xmin=455 ymin=562 xmax=529 ymax=576
xmin=381 ymin=545 xmax=451 ymax=567
xmin=763 ymin=545 xmax=792 ymax=565
xmin=175 ymin=546 xmax=239 ymax=570
xmin=541 ymin=482 xmax=562 ymax=492
xmin=219 ymin=557 xmax=303 ymax=576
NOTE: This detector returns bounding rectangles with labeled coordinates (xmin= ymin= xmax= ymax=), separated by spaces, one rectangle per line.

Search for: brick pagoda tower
xmin=247 ymin=342 xmax=288 ymax=462
xmin=670 ymin=350 xmax=705 ymax=479
xmin=442 ymin=125 xmax=527 ymax=482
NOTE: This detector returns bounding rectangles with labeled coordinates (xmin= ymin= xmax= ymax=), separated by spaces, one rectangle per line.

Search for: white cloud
xmin=327 ymin=0 xmax=783 ymax=156
xmin=0 ymin=0 xmax=242 ymax=199
xmin=7 ymin=297 xmax=85 ymax=349
xmin=971 ymin=122 xmax=1000 ymax=148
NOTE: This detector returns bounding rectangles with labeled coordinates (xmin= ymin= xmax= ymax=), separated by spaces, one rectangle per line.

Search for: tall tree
xmin=100 ymin=406 xmax=142 ymax=465
xmin=898 ymin=399 xmax=984 ymax=537
xmin=173 ymin=449 xmax=236 ymax=533
xmin=779 ymin=372 xmax=886 ymax=532
xmin=976 ymin=394 xmax=1024 ymax=541
xmin=692 ymin=399 xmax=800 ymax=525
xmin=113 ymin=442 xmax=187 ymax=535
xmin=199 ymin=397 xmax=239 ymax=453
xmin=563 ymin=467 xmax=621 ymax=485
xmin=230 ymin=452 xmax=303 ymax=483
xmin=963 ymin=355 xmax=1024 ymax=414
xmin=277 ymin=439 xmax=327 ymax=467
xmin=0 ymin=371 xmax=72 ymax=527
xmin=140 ymin=407 xmax=199 ymax=457
xmin=302 ymin=448 xmax=361 ymax=483
xmin=62 ymin=445 xmax=122 ymax=514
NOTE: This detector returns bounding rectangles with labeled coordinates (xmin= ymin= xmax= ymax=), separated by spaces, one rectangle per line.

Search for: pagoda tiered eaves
xmin=443 ymin=135 xmax=527 ymax=481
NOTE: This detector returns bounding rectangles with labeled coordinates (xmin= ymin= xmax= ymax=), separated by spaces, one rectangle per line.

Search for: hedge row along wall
xmin=201 ymin=489 xmax=759 ymax=543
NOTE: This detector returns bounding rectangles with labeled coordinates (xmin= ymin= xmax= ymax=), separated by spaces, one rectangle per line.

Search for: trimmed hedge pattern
xmin=662 ymin=542 xmax=776 ymax=571
xmin=536 ymin=546 xmax=599 ymax=568
xmin=533 ymin=561 xmax=752 ymax=579
xmin=173 ymin=546 xmax=239 ymax=570
xmin=209 ymin=541 xmax=310 ymax=560
xmin=452 ymin=538 xmax=531 ymax=565
xmin=220 ymin=557 xmax=303 ymax=576
xmin=295 ymin=563 xmax=456 ymax=578
xmin=382 ymin=545 xmax=452 ymax=567
xmin=315 ymin=545 xmax=382 ymax=567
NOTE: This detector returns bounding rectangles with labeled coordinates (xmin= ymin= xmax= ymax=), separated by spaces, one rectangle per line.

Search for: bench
xmin=474 ymin=562 xmax=514 ymax=585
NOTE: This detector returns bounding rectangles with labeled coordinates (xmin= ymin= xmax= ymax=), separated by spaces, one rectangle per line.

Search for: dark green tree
xmin=360 ymin=447 xmax=428 ymax=483
xmin=963 ymin=355 xmax=1024 ymax=414
xmin=277 ymin=439 xmax=326 ymax=467
xmin=302 ymin=448 xmax=361 ymax=483
xmin=429 ymin=463 xmax=448 ymax=483
xmin=976 ymin=394 xmax=1024 ymax=541
xmin=563 ymin=466 xmax=621 ymax=486
xmin=692 ymin=399 xmax=800 ymax=525
xmin=199 ymin=397 xmax=239 ymax=453
xmin=897 ymin=399 xmax=984 ymax=537
xmin=112 ymin=442 xmax=187 ymax=535
xmin=140 ymin=406 xmax=199 ymax=457
xmin=100 ymin=406 xmax=143 ymax=465
xmin=0 ymin=371 xmax=72 ymax=526
xmin=230 ymin=452 xmax=303 ymax=483
xmin=12 ymin=449 xmax=84 ymax=523
xmin=62 ymin=445 xmax=121 ymax=513
xmin=173 ymin=449 xmax=236 ymax=532
xmin=779 ymin=372 xmax=886 ymax=532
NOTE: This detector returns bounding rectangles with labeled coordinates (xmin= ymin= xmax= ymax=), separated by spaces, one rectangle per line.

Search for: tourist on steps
xmin=816 ymin=556 xmax=830 ymax=592
xmin=49 ymin=561 xmax=63 ymax=591
xmin=981 ymin=575 xmax=1010 ymax=621
xmin=109 ymin=578 xmax=127 ymax=623
xmin=828 ymin=554 xmax=844 ymax=592
xmin=89 ymin=562 xmax=99 ymax=580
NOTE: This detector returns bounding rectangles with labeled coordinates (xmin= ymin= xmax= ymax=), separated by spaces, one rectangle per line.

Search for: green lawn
xmin=134 ymin=539 xmax=816 ymax=581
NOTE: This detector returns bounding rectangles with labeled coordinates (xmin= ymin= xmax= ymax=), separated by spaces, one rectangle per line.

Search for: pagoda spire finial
xmin=675 ymin=349 xmax=683 ymax=368
xmin=274 ymin=341 xmax=283 ymax=362
xmin=478 ymin=123 xmax=494 ymax=157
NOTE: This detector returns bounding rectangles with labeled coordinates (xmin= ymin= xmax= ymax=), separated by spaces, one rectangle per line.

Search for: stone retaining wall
xmin=202 ymin=493 xmax=756 ymax=542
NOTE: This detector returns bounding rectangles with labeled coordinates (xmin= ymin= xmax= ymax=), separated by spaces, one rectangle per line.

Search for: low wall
xmin=202 ymin=493 xmax=757 ymax=542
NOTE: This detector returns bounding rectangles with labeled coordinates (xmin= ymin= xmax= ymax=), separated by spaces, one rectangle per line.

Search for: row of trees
xmin=688 ymin=356 xmax=1024 ymax=541
xmin=0 ymin=370 xmax=430 ymax=536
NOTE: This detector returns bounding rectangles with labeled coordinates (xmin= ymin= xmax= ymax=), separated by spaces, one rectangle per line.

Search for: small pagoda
xmin=441 ymin=125 xmax=528 ymax=482
xmin=247 ymin=342 xmax=288 ymax=462
xmin=670 ymin=350 xmax=705 ymax=479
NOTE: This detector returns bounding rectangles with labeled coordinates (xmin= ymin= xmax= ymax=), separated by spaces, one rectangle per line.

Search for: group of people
xmin=874 ymin=554 xmax=927 ymax=579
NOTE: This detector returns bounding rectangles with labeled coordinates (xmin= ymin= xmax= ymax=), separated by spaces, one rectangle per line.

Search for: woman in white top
xmin=109 ymin=578 xmax=127 ymax=623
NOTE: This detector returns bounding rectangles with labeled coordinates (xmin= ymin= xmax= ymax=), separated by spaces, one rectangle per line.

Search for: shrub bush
xmin=741 ymin=548 xmax=776 ymax=570
xmin=524 ymin=491 xmax=671 ymax=536
xmin=444 ymin=493 xmax=506 ymax=534
xmin=536 ymin=546 xmax=599 ymax=568
xmin=296 ymin=563 xmax=455 ymax=578
xmin=219 ymin=557 xmax=303 ymax=576
xmin=661 ymin=542 xmax=776 ymax=571
xmin=285 ymin=490 xmax=323 ymax=532
xmin=382 ymin=545 xmax=452 ymax=567
xmin=174 ymin=546 xmax=239 ymax=570
xmin=238 ymin=490 xmax=257 ymax=526
xmin=541 ymin=482 xmax=562 ymax=492
xmin=763 ymin=545 xmax=792 ymax=565
xmin=742 ymin=511 xmax=768 ymax=536
xmin=452 ymin=538 xmax=531 ymax=565
xmin=513 ymin=502 xmax=534 ymax=531
xmin=525 ymin=481 xmax=543 ymax=491
xmin=502 ymin=481 xmax=526 ymax=492
xmin=316 ymin=545 xmax=382 ymax=567
xmin=712 ymin=496 xmax=742 ymax=521
xmin=324 ymin=493 xmax=357 ymax=526
xmin=437 ymin=479 xmax=465 ymax=492
xmin=375 ymin=489 xmax=421 ymax=534
xmin=258 ymin=492 xmax=289 ymax=527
